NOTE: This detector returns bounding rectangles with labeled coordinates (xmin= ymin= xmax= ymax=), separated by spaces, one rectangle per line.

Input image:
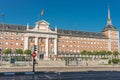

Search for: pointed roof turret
xmin=102 ymin=5 xmax=118 ymax=32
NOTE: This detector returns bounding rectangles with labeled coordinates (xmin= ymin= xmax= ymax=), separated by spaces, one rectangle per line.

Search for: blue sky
xmin=0 ymin=0 xmax=120 ymax=32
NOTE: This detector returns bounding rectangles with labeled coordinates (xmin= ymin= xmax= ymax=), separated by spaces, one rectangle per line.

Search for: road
xmin=1 ymin=71 xmax=120 ymax=80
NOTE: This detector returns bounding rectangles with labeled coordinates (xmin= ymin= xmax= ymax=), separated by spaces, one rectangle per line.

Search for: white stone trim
xmin=108 ymin=30 xmax=111 ymax=51
xmin=118 ymin=31 xmax=120 ymax=52
xmin=54 ymin=38 xmax=57 ymax=55
xmin=24 ymin=36 xmax=28 ymax=50
xmin=45 ymin=38 xmax=49 ymax=60
xmin=35 ymin=37 xmax=38 ymax=53
xmin=25 ymin=33 xmax=57 ymax=38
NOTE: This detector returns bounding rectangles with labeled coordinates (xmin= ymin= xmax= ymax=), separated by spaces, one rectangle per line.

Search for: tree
xmin=24 ymin=49 xmax=31 ymax=56
xmin=106 ymin=51 xmax=112 ymax=55
xmin=80 ymin=50 xmax=87 ymax=55
xmin=99 ymin=50 xmax=106 ymax=58
xmin=4 ymin=48 xmax=12 ymax=55
xmin=24 ymin=49 xmax=32 ymax=65
xmin=86 ymin=51 xmax=92 ymax=56
xmin=106 ymin=51 xmax=112 ymax=59
xmin=112 ymin=58 xmax=119 ymax=64
xmin=3 ymin=48 xmax=12 ymax=62
xmin=92 ymin=51 xmax=99 ymax=55
xmin=15 ymin=49 xmax=23 ymax=56
xmin=113 ymin=51 xmax=119 ymax=58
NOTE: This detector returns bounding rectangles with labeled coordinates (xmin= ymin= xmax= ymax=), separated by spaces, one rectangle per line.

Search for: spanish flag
xmin=41 ymin=9 xmax=44 ymax=16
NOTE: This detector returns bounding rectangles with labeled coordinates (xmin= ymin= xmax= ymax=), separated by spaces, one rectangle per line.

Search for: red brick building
xmin=0 ymin=7 xmax=119 ymax=60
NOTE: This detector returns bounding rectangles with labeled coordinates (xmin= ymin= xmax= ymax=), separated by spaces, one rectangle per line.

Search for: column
xmin=54 ymin=38 xmax=57 ymax=55
xmin=35 ymin=37 xmax=38 ymax=51
xmin=45 ymin=37 xmax=49 ymax=60
xmin=24 ymin=36 xmax=29 ymax=50
xmin=54 ymin=38 xmax=58 ymax=60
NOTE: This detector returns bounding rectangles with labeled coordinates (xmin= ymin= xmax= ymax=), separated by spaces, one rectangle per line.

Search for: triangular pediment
xmin=36 ymin=20 xmax=50 ymax=26
xmin=34 ymin=20 xmax=50 ymax=31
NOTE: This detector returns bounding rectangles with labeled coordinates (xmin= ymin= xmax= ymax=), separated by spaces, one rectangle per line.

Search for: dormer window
xmin=16 ymin=27 xmax=20 ymax=30
xmin=6 ymin=26 xmax=9 ymax=29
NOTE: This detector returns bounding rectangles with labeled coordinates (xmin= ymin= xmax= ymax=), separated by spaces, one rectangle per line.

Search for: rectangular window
xmin=41 ymin=38 xmax=44 ymax=42
xmin=10 ymin=42 xmax=13 ymax=45
xmin=29 ymin=38 xmax=34 ymax=42
xmin=16 ymin=32 xmax=18 ymax=35
xmin=0 ymin=42 xmax=2 ymax=45
xmin=21 ymin=43 xmax=23 ymax=46
xmin=0 ymin=36 xmax=3 ymax=39
xmin=16 ymin=37 xmax=19 ymax=40
xmin=11 ymin=37 xmax=14 ymax=40
xmin=11 ymin=32 xmax=14 ymax=35
xmin=6 ymin=32 xmax=8 ymax=35
xmin=5 ymin=37 xmax=8 ymax=40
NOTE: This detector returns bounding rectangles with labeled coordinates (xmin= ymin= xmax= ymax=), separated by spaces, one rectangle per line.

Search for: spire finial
xmin=107 ymin=5 xmax=112 ymax=25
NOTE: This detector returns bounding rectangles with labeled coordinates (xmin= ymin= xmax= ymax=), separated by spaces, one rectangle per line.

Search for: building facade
xmin=0 ymin=7 xmax=119 ymax=60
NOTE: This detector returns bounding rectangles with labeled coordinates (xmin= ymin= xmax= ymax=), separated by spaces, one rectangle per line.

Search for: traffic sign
xmin=32 ymin=51 xmax=36 ymax=58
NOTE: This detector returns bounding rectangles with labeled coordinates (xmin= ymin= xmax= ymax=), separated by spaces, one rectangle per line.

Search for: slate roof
xmin=0 ymin=24 xmax=26 ymax=31
xmin=102 ymin=25 xmax=118 ymax=32
xmin=0 ymin=24 xmax=35 ymax=32
xmin=57 ymin=29 xmax=108 ymax=39
xmin=0 ymin=24 xmax=108 ymax=39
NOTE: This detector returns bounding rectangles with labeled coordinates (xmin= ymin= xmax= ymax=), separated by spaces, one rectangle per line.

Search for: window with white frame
xmin=16 ymin=43 xmax=18 ymax=45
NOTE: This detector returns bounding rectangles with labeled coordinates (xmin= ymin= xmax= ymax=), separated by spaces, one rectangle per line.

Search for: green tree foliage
xmin=80 ymin=50 xmax=87 ymax=55
xmin=108 ymin=60 xmax=112 ymax=64
xmin=106 ymin=51 xmax=112 ymax=55
xmin=113 ymin=51 xmax=119 ymax=58
xmin=4 ymin=48 xmax=12 ymax=54
xmin=24 ymin=49 xmax=31 ymax=55
xmin=15 ymin=49 xmax=23 ymax=54
xmin=92 ymin=51 xmax=99 ymax=55
xmin=112 ymin=58 xmax=120 ymax=64
xmin=86 ymin=51 xmax=92 ymax=55
xmin=99 ymin=50 xmax=106 ymax=55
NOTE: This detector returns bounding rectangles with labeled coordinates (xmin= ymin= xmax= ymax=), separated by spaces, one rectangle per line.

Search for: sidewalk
xmin=0 ymin=60 xmax=120 ymax=73
xmin=0 ymin=65 xmax=120 ymax=72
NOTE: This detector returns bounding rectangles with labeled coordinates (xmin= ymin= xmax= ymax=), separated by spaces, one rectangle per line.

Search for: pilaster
xmin=24 ymin=36 xmax=29 ymax=50
xmin=54 ymin=38 xmax=58 ymax=60
xmin=35 ymin=37 xmax=38 ymax=53
xmin=44 ymin=37 xmax=49 ymax=60
xmin=108 ymin=30 xmax=111 ymax=51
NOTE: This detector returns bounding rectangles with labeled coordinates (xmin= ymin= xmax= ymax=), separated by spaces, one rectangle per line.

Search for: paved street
xmin=1 ymin=71 xmax=120 ymax=80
